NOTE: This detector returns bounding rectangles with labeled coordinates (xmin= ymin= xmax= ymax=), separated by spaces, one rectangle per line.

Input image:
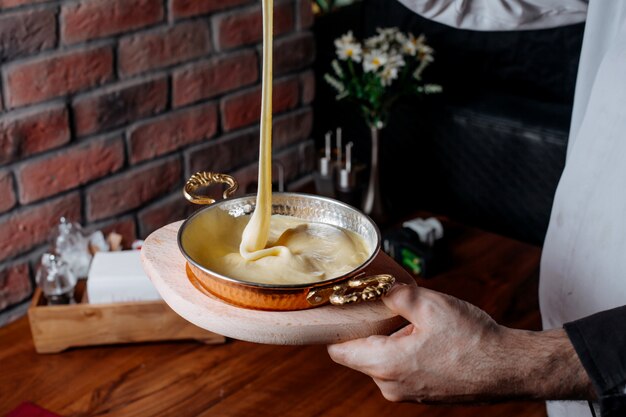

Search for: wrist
xmin=493 ymin=327 xmax=595 ymax=401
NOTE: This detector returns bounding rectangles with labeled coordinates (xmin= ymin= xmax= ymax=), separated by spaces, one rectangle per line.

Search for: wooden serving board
xmin=142 ymin=221 xmax=415 ymax=345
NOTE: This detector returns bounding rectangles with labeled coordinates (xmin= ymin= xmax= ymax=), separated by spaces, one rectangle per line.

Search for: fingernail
xmin=384 ymin=282 xmax=407 ymax=297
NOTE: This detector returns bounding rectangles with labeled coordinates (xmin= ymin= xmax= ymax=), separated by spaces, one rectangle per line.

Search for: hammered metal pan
xmin=178 ymin=172 xmax=395 ymax=311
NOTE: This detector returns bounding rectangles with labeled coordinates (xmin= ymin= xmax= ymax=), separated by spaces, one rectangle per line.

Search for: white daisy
xmin=335 ymin=31 xmax=363 ymax=62
xmin=337 ymin=42 xmax=362 ymax=62
xmin=363 ymin=50 xmax=388 ymax=73
xmin=380 ymin=65 xmax=400 ymax=86
xmin=417 ymin=43 xmax=435 ymax=62
xmin=365 ymin=33 xmax=386 ymax=49
xmin=377 ymin=27 xmax=400 ymax=39
xmin=395 ymin=31 xmax=408 ymax=44
xmin=335 ymin=31 xmax=356 ymax=46
xmin=387 ymin=52 xmax=405 ymax=69
xmin=379 ymin=52 xmax=404 ymax=86
xmin=402 ymin=33 xmax=426 ymax=56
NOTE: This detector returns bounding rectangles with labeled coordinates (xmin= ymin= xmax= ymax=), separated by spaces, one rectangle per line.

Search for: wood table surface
xmin=0 ymin=216 xmax=547 ymax=417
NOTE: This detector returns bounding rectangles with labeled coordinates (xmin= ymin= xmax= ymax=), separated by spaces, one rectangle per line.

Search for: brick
xmin=138 ymin=193 xmax=195 ymax=238
xmin=0 ymin=0 xmax=49 ymax=9
xmin=0 ymin=103 xmax=70 ymax=165
xmin=17 ymin=135 xmax=125 ymax=204
xmin=73 ymin=77 xmax=167 ymax=137
xmin=89 ymin=215 xmax=137 ymax=250
xmin=0 ymin=262 xmax=31 ymax=310
xmin=186 ymin=126 xmax=259 ymax=176
xmin=129 ymin=102 xmax=218 ymax=164
xmin=213 ymin=2 xmax=294 ymax=50
xmin=119 ymin=21 xmax=211 ymax=77
xmin=0 ymin=8 xmax=56 ymax=63
xmin=0 ymin=170 xmax=16 ymax=214
xmin=220 ymin=76 xmax=300 ymax=132
xmin=86 ymin=157 xmax=181 ymax=221
xmin=300 ymin=70 xmax=315 ymax=104
xmin=61 ymin=0 xmax=163 ymax=44
xmin=297 ymin=0 xmax=314 ymax=29
xmin=274 ymin=32 xmax=315 ymax=75
xmin=273 ymin=108 xmax=313 ymax=150
xmin=170 ymin=0 xmax=253 ymax=19
xmin=173 ymin=50 xmax=258 ymax=108
xmin=3 ymin=46 xmax=113 ymax=108
xmin=0 ymin=192 xmax=81 ymax=262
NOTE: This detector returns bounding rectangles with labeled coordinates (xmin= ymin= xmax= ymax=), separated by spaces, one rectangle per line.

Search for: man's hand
xmin=327 ymin=284 xmax=595 ymax=403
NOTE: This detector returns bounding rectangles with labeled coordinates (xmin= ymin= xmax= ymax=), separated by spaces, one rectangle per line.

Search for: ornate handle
xmin=307 ymin=274 xmax=396 ymax=307
xmin=184 ymin=172 xmax=239 ymax=205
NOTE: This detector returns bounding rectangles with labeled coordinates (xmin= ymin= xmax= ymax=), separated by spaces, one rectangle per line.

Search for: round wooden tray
xmin=141 ymin=221 xmax=414 ymax=345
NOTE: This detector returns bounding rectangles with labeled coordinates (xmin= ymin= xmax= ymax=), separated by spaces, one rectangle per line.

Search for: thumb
xmin=382 ymin=283 xmax=421 ymax=323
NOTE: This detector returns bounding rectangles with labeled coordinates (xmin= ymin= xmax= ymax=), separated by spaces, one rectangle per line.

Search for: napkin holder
xmin=27 ymin=279 xmax=225 ymax=354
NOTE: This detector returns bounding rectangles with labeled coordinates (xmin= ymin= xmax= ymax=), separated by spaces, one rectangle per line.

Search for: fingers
xmin=327 ymin=335 xmax=389 ymax=376
xmin=390 ymin=323 xmax=415 ymax=338
xmin=373 ymin=377 xmax=407 ymax=402
xmin=383 ymin=283 xmax=422 ymax=323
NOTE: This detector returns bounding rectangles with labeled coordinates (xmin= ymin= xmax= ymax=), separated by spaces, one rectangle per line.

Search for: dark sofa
xmin=313 ymin=0 xmax=585 ymax=245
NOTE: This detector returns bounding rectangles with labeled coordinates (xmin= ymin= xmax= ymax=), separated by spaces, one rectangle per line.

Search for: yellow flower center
xmin=347 ymin=49 xmax=353 ymax=56
xmin=372 ymin=58 xmax=381 ymax=66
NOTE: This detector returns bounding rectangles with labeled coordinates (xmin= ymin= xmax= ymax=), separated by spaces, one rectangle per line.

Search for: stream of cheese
xmin=238 ymin=0 xmax=277 ymax=261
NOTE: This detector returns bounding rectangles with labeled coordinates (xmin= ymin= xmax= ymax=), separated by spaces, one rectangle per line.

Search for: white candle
xmin=325 ymin=131 xmax=332 ymax=160
xmin=320 ymin=157 xmax=330 ymax=176
xmin=339 ymin=169 xmax=350 ymax=189
xmin=336 ymin=127 xmax=342 ymax=163
xmin=346 ymin=141 xmax=353 ymax=172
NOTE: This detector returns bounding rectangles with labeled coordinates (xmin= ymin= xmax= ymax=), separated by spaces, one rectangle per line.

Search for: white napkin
xmin=87 ymin=251 xmax=161 ymax=304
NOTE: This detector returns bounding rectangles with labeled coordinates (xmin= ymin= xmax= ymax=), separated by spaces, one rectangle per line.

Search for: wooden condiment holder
xmin=27 ymin=280 xmax=225 ymax=354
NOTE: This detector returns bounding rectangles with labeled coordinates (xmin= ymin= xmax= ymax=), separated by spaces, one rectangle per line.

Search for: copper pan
xmin=178 ymin=172 xmax=395 ymax=311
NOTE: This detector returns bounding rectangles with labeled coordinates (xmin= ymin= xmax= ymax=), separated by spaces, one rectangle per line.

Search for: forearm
xmin=488 ymin=328 xmax=595 ymax=401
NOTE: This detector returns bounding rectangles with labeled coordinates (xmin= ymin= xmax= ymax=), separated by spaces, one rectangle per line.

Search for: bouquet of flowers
xmin=325 ymin=27 xmax=441 ymax=129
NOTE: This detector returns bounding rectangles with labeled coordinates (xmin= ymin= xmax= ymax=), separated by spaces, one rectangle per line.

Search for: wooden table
xmin=0 ymin=216 xmax=546 ymax=417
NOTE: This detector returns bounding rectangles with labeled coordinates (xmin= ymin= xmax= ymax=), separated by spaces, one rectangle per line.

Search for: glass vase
xmin=362 ymin=125 xmax=386 ymax=224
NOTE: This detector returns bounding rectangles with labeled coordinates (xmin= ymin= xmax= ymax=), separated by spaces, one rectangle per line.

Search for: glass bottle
xmin=36 ymin=254 xmax=77 ymax=305
xmin=52 ymin=217 xmax=91 ymax=278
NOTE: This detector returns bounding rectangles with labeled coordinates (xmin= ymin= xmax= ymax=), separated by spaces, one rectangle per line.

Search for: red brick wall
xmin=0 ymin=0 xmax=316 ymax=323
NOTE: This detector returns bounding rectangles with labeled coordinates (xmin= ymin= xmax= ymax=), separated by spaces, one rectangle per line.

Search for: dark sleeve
xmin=564 ymin=305 xmax=626 ymax=417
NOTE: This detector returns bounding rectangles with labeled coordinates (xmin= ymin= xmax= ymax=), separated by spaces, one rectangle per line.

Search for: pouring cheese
xmin=196 ymin=0 xmax=369 ymax=285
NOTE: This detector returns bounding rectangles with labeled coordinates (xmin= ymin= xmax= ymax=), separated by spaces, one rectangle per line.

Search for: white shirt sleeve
xmin=395 ymin=0 xmax=588 ymax=31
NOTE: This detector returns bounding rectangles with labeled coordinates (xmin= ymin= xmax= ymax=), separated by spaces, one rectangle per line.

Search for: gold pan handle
xmin=184 ymin=172 xmax=239 ymax=205
xmin=307 ymin=274 xmax=396 ymax=307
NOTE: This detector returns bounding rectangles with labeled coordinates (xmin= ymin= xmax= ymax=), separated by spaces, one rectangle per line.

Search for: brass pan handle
xmin=307 ymin=274 xmax=396 ymax=307
xmin=184 ymin=172 xmax=239 ymax=205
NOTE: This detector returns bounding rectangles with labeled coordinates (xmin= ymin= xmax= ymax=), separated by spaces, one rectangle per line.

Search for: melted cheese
xmin=188 ymin=211 xmax=369 ymax=285
xmin=239 ymin=0 xmax=275 ymax=260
